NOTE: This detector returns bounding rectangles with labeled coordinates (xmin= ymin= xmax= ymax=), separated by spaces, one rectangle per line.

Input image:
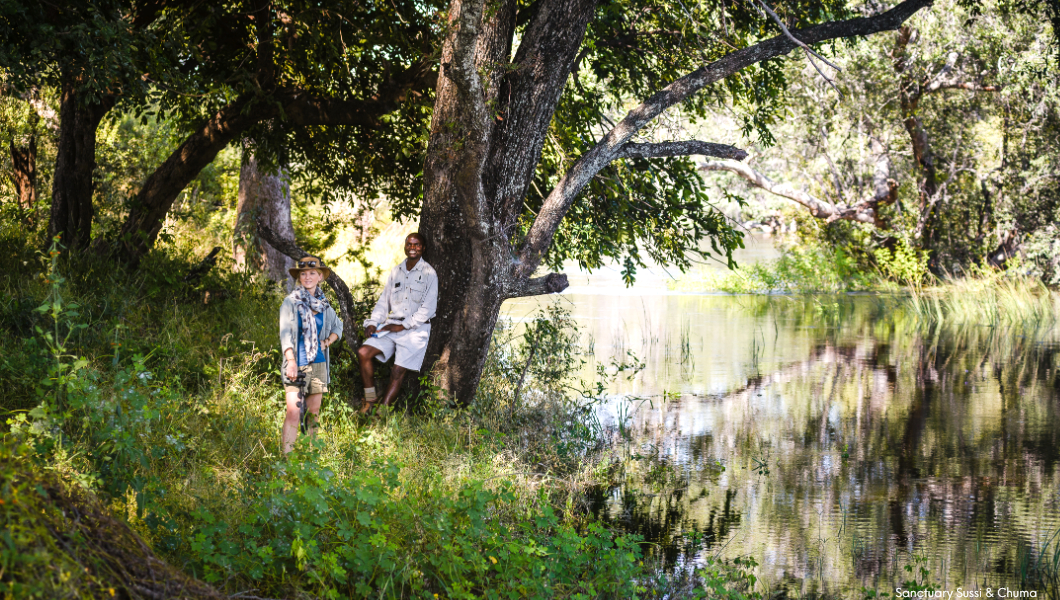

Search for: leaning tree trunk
xmin=49 ymin=83 xmax=113 ymax=250
xmin=233 ymin=154 xmax=295 ymax=287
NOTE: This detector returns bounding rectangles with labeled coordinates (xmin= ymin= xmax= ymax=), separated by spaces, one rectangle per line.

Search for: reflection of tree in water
xmin=594 ymin=310 xmax=1060 ymax=593
xmin=588 ymin=473 xmax=741 ymax=565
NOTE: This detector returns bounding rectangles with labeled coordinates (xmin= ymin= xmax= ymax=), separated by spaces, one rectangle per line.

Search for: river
xmin=502 ymin=239 xmax=1060 ymax=598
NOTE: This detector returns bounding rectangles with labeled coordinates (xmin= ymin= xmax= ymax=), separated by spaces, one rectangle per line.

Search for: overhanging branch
xmin=620 ymin=141 xmax=748 ymax=161
xmin=504 ymin=272 xmax=570 ymax=299
xmin=282 ymin=62 xmax=437 ymax=127
xmin=700 ymin=159 xmax=895 ymax=227
xmin=514 ymin=0 xmax=933 ymax=278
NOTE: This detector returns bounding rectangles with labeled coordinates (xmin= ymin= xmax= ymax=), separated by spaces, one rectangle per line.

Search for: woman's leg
xmin=304 ymin=392 xmax=323 ymax=437
xmin=281 ymin=388 xmax=302 ymax=454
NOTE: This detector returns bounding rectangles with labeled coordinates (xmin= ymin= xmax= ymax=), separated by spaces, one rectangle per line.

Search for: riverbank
xmin=663 ymin=244 xmax=1059 ymax=327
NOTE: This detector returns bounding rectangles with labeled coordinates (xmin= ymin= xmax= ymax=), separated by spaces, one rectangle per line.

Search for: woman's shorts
xmin=362 ymin=325 xmax=431 ymax=371
xmin=284 ymin=362 xmax=328 ymax=395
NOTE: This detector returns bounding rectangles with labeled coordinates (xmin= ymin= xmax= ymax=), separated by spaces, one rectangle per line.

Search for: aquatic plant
xmin=907 ymin=268 xmax=1059 ymax=327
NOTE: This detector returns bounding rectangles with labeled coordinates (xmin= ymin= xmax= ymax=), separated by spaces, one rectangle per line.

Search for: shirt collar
xmin=402 ymin=258 xmax=423 ymax=273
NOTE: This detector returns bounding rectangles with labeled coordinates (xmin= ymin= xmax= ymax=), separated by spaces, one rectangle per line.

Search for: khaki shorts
xmin=283 ymin=361 xmax=328 ymax=395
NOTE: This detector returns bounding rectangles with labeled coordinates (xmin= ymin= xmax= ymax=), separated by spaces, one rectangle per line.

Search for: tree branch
xmin=699 ymin=159 xmax=893 ymax=227
xmin=927 ymin=81 xmax=1001 ymax=93
xmin=255 ymin=219 xmax=362 ymax=351
xmin=113 ymin=65 xmax=437 ymax=263
xmin=283 ymin=62 xmax=437 ymax=127
xmin=503 ymin=272 xmax=570 ymax=299
xmin=620 ymin=140 xmax=748 ymax=160
xmin=513 ymin=0 xmax=933 ymax=278
xmin=756 ymin=0 xmax=843 ymax=97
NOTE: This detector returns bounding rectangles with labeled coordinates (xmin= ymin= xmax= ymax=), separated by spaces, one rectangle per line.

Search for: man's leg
xmin=381 ymin=365 xmax=408 ymax=407
xmin=357 ymin=345 xmax=383 ymax=413
xmin=281 ymin=389 xmax=302 ymax=454
xmin=357 ymin=345 xmax=382 ymax=388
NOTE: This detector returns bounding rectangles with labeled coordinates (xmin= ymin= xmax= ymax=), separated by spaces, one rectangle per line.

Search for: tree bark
xmin=9 ymin=118 xmax=37 ymax=216
xmin=49 ymin=83 xmax=114 ymax=250
xmin=233 ymin=154 xmax=296 ymax=287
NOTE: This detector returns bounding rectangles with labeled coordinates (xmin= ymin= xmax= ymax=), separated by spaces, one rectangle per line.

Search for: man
xmin=357 ymin=233 xmax=437 ymax=412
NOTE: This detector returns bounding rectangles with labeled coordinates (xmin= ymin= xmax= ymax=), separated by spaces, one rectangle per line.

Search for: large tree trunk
xmin=419 ymin=0 xmax=592 ymax=404
xmin=233 ymin=154 xmax=296 ymax=287
xmin=49 ymin=84 xmax=114 ymax=250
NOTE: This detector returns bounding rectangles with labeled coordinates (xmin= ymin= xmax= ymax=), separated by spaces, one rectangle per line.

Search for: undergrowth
xmin=0 ymin=231 xmax=764 ymax=599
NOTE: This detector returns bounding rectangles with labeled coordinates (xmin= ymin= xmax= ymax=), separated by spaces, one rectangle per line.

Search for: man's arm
xmin=364 ymin=268 xmax=393 ymax=329
xmin=404 ymin=269 xmax=438 ymax=329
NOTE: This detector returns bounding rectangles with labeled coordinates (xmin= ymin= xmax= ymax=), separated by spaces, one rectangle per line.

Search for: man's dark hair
xmin=406 ymin=232 xmax=425 ymax=246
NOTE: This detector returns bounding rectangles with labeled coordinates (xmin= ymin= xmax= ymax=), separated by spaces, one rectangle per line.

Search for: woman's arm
xmin=279 ymin=298 xmax=299 ymax=381
xmin=321 ymin=307 xmax=343 ymax=349
xmin=278 ymin=298 xmax=298 ymax=358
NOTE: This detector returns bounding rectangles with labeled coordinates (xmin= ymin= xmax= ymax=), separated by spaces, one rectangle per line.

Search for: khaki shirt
xmin=365 ymin=259 xmax=438 ymax=330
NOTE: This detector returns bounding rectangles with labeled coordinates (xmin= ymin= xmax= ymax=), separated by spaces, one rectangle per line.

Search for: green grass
xmin=668 ymin=242 xmax=1058 ymax=329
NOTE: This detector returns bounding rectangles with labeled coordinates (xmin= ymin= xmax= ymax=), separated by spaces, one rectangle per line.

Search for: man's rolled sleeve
xmin=364 ymin=271 xmax=392 ymax=328
xmin=404 ymin=273 xmax=437 ymax=329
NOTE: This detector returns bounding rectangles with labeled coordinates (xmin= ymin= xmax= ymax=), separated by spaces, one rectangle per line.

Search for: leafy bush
xmin=184 ymin=445 xmax=646 ymax=599
xmin=0 ymin=441 xmax=220 ymax=599
xmin=874 ymin=239 xmax=930 ymax=285
xmin=674 ymin=244 xmax=876 ymax=293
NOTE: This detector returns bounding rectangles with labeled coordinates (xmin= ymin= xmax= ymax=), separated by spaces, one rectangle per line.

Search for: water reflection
xmin=507 ymin=293 xmax=1060 ymax=596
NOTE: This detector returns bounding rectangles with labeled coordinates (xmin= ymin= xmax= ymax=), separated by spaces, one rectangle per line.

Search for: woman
xmin=278 ymin=256 xmax=343 ymax=453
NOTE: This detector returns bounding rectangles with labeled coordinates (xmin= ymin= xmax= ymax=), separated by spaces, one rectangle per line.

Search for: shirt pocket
xmin=410 ymin=281 xmax=427 ymax=303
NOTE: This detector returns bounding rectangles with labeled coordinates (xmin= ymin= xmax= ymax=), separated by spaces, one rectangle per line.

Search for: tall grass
xmin=1019 ymin=529 xmax=1060 ymax=600
xmin=907 ymin=271 xmax=1060 ymax=327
